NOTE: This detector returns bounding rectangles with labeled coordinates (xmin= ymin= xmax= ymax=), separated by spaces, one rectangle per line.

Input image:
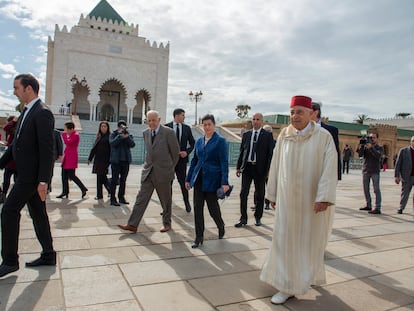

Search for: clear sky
xmin=0 ymin=0 xmax=413 ymax=123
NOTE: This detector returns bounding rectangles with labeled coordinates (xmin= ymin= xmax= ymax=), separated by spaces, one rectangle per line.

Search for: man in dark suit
xmin=0 ymin=74 xmax=56 ymax=277
xmin=235 ymin=113 xmax=274 ymax=227
xmin=311 ymin=102 xmax=342 ymax=181
xmin=394 ymin=136 xmax=414 ymax=214
xmin=165 ymin=108 xmax=195 ymax=212
xmin=118 ymin=110 xmax=180 ymax=233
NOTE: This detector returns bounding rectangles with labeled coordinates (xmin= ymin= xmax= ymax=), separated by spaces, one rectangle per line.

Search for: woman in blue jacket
xmin=185 ymin=114 xmax=230 ymax=248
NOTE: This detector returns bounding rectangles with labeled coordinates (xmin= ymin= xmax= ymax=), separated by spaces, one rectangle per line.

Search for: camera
xmin=120 ymin=124 xmax=129 ymax=134
xmin=359 ymin=135 xmax=372 ymax=145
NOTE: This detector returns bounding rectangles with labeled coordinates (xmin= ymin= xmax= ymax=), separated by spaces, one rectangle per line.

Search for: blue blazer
xmin=186 ymin=132 xmax=229 ymax=192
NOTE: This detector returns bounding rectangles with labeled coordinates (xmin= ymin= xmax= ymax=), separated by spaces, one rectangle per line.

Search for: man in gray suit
xmin=118 ymin=110 xmax=180 ymax=233
xmin=394 ymin=136 xmax=414 ymax=214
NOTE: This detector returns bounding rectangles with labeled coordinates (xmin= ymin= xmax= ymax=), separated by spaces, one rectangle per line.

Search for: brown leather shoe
xmin=117 ymin=224 xmax=137 ymax=233
xmin=160 ymin=225 xmax=171 ymax=233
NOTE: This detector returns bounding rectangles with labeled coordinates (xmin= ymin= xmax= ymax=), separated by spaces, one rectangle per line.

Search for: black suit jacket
xmin=0 ymin=100 xmax=55 ymax=183
xmin=321 ymin=122 xmax=341 ymax=181
xmin=237 ymin=129 xmax=274 ymax=176
xmin=165 ymin=121 xmax=195 ymax=162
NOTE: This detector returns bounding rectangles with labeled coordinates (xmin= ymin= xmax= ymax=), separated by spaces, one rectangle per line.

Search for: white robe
xmin=260 ymin=121 xmax=337 ymax=295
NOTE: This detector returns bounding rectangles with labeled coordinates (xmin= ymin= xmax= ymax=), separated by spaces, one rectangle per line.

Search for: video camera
xmin=119 ymin=124 xmax=129 ymax=135
xmin=359 ymin=135 xmax=372 ymax=145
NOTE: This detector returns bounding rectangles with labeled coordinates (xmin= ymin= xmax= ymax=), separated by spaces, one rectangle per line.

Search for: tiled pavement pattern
xmin=0 ymin=164 xmax=413 ymax=310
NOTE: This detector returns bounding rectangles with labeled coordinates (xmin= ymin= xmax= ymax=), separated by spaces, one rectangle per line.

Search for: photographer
xmin=357 ymin=132 xmax=384 ymax=214
xmin=109 ymin=120 xmax=135 ymax=206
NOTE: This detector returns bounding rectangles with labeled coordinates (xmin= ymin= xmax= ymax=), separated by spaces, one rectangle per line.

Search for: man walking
xmin=342 ymin=144 xmax=352 ymax=174
xmin=260 ymin=95 xmax=337 ymax=304
xmin=118 ymin=110 xmax=179 ymax=233
xmin=234 ymin=113 xmax=274 ymax=227
xmin=166 ymin=108 xmax=195 ymax=212
xmin=0 ymin=74 xmax=56 ymax=277
xmin=394 ymin=136 xmax=414 ymax=214
xmin=357 ymin=133 xmax=384 ymax=214
xmin=109 ymin=120 xmax=135 ymax=206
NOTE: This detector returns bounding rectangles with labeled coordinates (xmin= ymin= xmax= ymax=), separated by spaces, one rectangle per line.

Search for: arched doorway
xmin=133 ymin=89 xmax=151 ymax=124
xmin=98 ymin=79 xmax=126 ymax=122
xmin=100 ymin=104 xmax=115 ymax=121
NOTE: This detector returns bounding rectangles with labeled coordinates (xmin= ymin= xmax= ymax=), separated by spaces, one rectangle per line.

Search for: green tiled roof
xmin=88 ymin=0 xmax=126 ymax=24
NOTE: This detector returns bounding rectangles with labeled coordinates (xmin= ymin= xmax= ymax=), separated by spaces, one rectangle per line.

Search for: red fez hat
xmin=290 ymin=95 xmax=312 ymax=109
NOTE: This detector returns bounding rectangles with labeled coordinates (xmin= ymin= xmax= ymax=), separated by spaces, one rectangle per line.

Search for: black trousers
xmin=110 ymin=161 xmax=129 ymax=201
xmin=96 ymin=174 xmax=110 ymax=198
xmin=343 ymin=160 xmax=350 ymax=174
xmin=175 ymin=158 xmax=190 ymax=205
xmin=240 ymin=163 xmax=266 ymax=222
xmin=1 ymin=182 xmax=55 ymax=266
xmin=193 ymin=175 xmax=224 ymax=239
xmin=61 ymin=168 xmax=88 ymax=194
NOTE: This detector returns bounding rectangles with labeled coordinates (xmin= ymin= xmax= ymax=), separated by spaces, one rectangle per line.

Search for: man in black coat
xmin=0 ymin=74 xmax=56 ymax=277
xmin=311 ymin=102 xmax=342 ymax=181
xmin=166 ymin=108 xmax=195 ymax=212
xmin=235 ymin=113 xmax=274 ymax=227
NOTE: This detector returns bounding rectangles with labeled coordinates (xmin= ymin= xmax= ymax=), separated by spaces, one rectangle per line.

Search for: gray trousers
xmin=363 ymin=172 xmax=381 ymax=209
xmin=127 ymin=172 xmax=173 ymax=228
xmin=399 ymin=176 xmax=414 ymax=210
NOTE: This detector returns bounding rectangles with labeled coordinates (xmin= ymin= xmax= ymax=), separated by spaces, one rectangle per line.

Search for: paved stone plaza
xmin=0 ymin=164 xmax=413 ymax=310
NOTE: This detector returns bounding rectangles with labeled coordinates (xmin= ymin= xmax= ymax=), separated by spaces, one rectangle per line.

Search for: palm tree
xmin=395 ymin=112 xmax=411 ymax=118
xmin=354 ymin=114 xmax=370 ymax=124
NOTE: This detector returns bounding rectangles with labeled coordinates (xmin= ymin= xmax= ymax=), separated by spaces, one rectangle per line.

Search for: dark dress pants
xmin=1 ymin=182 xmax=55 ymax=266
xmin=96 ymin=174 xmax=109 ymax=198
xmin=193 ymin=174 xmax=225 ymax=239
xmin=62 ymin=168 xmax=88 ymax=194
xmin=110 ymin=161 xmax=129 ymax=201
xmin=240 ymin=163 xmax=266 ymax=223
xmin=175 ymin=157 xmax=190 ymax=205
xmin=3 ymin=167 xmax=17 ymax=195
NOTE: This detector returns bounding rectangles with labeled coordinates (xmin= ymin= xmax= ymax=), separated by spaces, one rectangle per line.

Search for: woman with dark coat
xmin=185 ymin=114 xmax=230 ymax=248
xmin=88 ymin=121 xmax=111 ymax=200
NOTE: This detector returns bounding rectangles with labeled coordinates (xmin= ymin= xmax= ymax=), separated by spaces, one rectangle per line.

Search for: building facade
xmin=45 ymin=0 xmax=169 ymax=124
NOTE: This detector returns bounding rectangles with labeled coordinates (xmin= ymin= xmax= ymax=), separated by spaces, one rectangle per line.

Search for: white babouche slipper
xmin=270 ymin=292 xmax=294 ymax=304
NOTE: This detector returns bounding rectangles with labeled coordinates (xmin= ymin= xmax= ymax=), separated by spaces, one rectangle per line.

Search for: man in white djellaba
xmin=260 ymin=95 xmax=337 ymax=305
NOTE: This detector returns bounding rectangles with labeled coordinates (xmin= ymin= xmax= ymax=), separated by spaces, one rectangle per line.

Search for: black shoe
xmin=0 ymin=264 xmax=19 ymax=277
xmin=219 ymin=226 xmax=225 ymax=239
xmin=119 ymin=198 xmax=129 ymax=204
xmin=185 ymin=202 xmax=191 ymax=213
xmin=264 ymin=205 xmax=270 ymax=210
xmin=26 ymin=255 xmax=56 ymax=267
xmin=255 ymin=218 xmax=262 ymax=226
xmin=368 ymin=209 xmax=381 ymax=215
xmin=111 ymin=201 xmax=120 ymax=206
xmin=81 ymin=189 xmax=88 ymax=199
xmin=397 ymin=209 xmax=403 ymax=214
xmin=234 ymin=222 xmax=247 ymax=228
xmin=191 ymin=238 xmax=203 ymax=248
xmin=56 ymin=193 xmax=68 ymax=199
xmin=94 ymin=196 xmax=103 ymax=200
xmin=359 ymin=206 xmax=371 ymax=211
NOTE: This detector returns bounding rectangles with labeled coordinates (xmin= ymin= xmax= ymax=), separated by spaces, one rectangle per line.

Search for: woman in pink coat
xmin=57 ymin=121 xmax=88 ymax=198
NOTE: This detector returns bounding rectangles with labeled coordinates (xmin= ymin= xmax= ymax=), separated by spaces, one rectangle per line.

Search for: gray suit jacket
xmin=141 ymin=125 xmax=180 ymax=183
xmin=395 ymin=146 xmax=413 ymax=181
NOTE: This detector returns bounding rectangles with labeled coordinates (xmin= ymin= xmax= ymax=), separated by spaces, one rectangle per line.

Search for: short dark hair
xmin=201 ymin=114 xmax=215 ymax=124
xmin=311 ymin=102 xmax=321 ymax=119
xmin=173 ymin=108 xmax=185 ymax=117
xmin=14 ymin=74 xmax=40 ymax=94
xmin=7 ymin=116 xmax=15 ymax=122
xmin=64 ymin=121 xmax=75 ymax=129
xmin=117 ymin=120 xmax=127 ymax=127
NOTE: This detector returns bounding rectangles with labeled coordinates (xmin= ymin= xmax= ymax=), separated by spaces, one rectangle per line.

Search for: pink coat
xmin=62 ymin=131 xmax=80 ymax=169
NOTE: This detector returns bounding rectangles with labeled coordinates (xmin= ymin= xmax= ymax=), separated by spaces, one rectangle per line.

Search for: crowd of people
xmin=1 ymin=74 xmax=414 ymax=306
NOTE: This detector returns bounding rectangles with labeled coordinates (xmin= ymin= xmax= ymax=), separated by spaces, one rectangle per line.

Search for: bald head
xmin=147 ymin=110 xmax=161 ymax=130
xmin=252 ymin=113 xmax=264 ymax=130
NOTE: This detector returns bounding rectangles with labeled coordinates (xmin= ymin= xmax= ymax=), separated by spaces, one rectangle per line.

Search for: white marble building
xmin=45 ymin=0 xmax=169 ymax=124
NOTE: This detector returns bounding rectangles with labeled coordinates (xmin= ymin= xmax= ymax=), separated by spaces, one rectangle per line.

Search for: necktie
xmin=250 ymin=131 xmax=258 ymax=162
xmin=176 ymin=123 xmax=180 ymax=143
xmin=16 ymin=107 xmax=28 ymax=138
xmin=151 ymin=130 xmax=156 ymax=144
